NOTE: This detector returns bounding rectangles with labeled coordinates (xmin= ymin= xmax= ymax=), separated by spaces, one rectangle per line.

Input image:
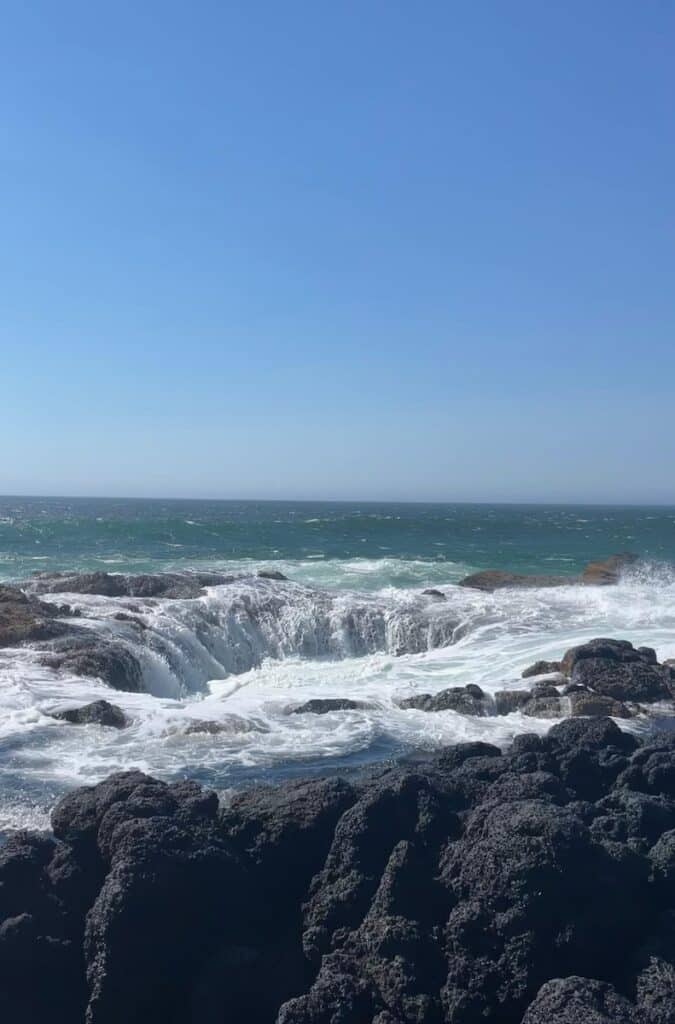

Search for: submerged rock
xmin=289 ymin=698 xmax=373 ymax=715
xmin=257 ymin=570 xmax=289 ymax=581
xmin=184 ymin=716 xmax=268 ymax=735
xmin=51 ymin=700 xmax=128 ymax=729
xmin=422 ymin=588 xmax=446 ymax=600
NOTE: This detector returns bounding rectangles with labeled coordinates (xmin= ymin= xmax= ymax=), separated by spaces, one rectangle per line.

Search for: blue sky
xmin=2 ymin=1 xmax=674 ymax=502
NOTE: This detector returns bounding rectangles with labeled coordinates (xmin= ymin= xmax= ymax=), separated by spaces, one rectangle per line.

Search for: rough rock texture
xmin=522 ymin=659 xmax=563 ymax=678
xmin=521 ymin=976 xmax=637 ymax=1023
xmin=39 ymin=636 xmax=144 ymax=692
xmin=458 ymin=553 xmax=637 ymax=592
xmin=0 ymin=583 xmax=70 ymax=647
xmin=399 ymin=684 xmax=489 ymax=715
xmin=51 ymin=700 xmax=128 ymax=729
xmin=493 ymin=689 xmax=533 ymax=714
xmin=562 ymin=638 xmax=672 ymax=702
xmin=29 ymin=570 xmax=236 ymax=599
xmin=569 ymin=691 xmax=632 ymax=719
xmin=6 ymin=712 xmax=675 ymax=1022
xmin=521 ymin=694 xmax=564 ymax=718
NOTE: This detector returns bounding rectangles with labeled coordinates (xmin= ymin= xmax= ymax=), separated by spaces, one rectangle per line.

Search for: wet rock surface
xmin=5 ymin=712 xmax=675 ymax=1022
xmin=522 ymin=659 xmax=563 ymax=678
xmin=459 ymin=552 xmax=638 ymax=591
xmin=51 ymin=700 xmax=128 ymax=728
xmin=0 ymin=583 xmax=71 ymax=647
xmin=29 ymin=570 xmax=236 ymax=599
xmin=399 ymin=683 xmax=489 ymax=715
xmin=39 ymin=635 xmax=144 ymax=692
xmin=289 ymin=699 xmax=374 ymax=715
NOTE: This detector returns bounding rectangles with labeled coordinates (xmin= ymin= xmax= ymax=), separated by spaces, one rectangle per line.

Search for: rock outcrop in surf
xmin=458 ymin=552 xmax=638 ymax=591
xmin=1 ymin=563 xmax=668 ymax=704
xmin=7 ymin=572 xmax=465 ymax=694
xmin=393 ymin=638 xmax=674 ymax=722
xmin=4 ymin=714 xmax=675 ymax=1022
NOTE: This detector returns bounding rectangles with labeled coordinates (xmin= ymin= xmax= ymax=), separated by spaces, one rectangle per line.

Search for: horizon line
xmin=1 ymin=492 xmax=675 ymax=509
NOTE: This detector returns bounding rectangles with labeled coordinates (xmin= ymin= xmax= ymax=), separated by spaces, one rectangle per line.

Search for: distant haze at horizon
xmin=2 ymin=493 xmax=675 ymax=509
xmin=2 ymin=2 xmax=674 ymax=503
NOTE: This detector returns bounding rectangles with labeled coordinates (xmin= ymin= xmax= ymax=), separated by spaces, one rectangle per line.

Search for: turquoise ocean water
xmin=1 ymin=496 xmax=675 ymax=834
xmin=2 ymin=496 xmax=675 ymax=583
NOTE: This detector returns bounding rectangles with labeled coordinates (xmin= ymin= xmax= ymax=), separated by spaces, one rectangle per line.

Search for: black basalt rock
xmin=399 ymin=684 xmax=489 ymax=715
xmin=9 ymin=659 xmax=675 ymax=1024
xmin=51 ymin=700 xmax=128 ymax=728
xmin=521 ymin=976 xmax=637 ymax=1023
xmin=40 ymin=636 xmax=144 ymax=692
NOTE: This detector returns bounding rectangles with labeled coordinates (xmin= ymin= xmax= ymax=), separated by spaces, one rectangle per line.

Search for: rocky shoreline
xmin=3 ymin=561 xmax=675 ymax=1022
xmin=3 ymin=681 xmax=675 ymax=1021
xmin=0 ymin=554 xmax=649 ymax=702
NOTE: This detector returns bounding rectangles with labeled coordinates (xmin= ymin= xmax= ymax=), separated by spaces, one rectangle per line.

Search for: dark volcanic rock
xmin=9 ymin=671 xmax=675 ymax=1024
xmin=569 ymin=691 xmax=633 ymax=719
xmin=0 ymin=583 xmax=70 ymax=648
xmin=0 ymin=830 xmax=96 ymax=1022
xmin=30 ymin=570 xmax=235 ymax=599
xmin=40 ymin=636 xmax=143 ymax=692
xmin=522 ymin=659 xmax=563 ymax=678
xmin=422 ymin=588 xmax=446 ymax=599
xmin=531 ymin=680 xmax=561 ymax=697
xmin=51 ymin=700 xmax=128 ymax=729
xmin=522 ymin=694 xmax=564 ymax=718
xmin=572 ymin=659 xmax=670 ymax=703
xmin=493 ymin=688 xmax=532 ymax=714
xmin=521 ymin=976 xmax=637 ymax=1023
xmin=258 ymin=570 xmax=289 ymax=581
xmin=560 ymin=638 xmax=671 ymax=703
xmin=399 ymin=684 xmax=488 ymax=715
xmin=562 ymin=637 xmax=653 ymax=675
xmin=289 ymin=699 xmax=373 ymax=715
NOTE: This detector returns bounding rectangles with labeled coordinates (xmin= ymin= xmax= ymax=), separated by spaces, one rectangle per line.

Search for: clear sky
xmin=2 ymin=1 xmax=674 ymax=503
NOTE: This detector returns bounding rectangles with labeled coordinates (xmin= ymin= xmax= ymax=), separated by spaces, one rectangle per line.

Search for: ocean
xmin=2 ymin=495 xmax=675 ymax=833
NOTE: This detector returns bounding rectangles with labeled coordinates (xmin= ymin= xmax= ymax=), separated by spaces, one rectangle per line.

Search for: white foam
xmin=1 ymin=563 xmax=674 ymax=830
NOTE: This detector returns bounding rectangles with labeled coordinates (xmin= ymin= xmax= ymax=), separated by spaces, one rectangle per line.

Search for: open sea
xmin=2 ymin=496 xmax=675 ymax=833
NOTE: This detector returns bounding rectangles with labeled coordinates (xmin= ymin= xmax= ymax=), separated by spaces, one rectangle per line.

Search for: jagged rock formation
xmin=0 ymin=583 xmax=70 ymax=647
xmin=4 ymin=713 xmax=675 ymax=1022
